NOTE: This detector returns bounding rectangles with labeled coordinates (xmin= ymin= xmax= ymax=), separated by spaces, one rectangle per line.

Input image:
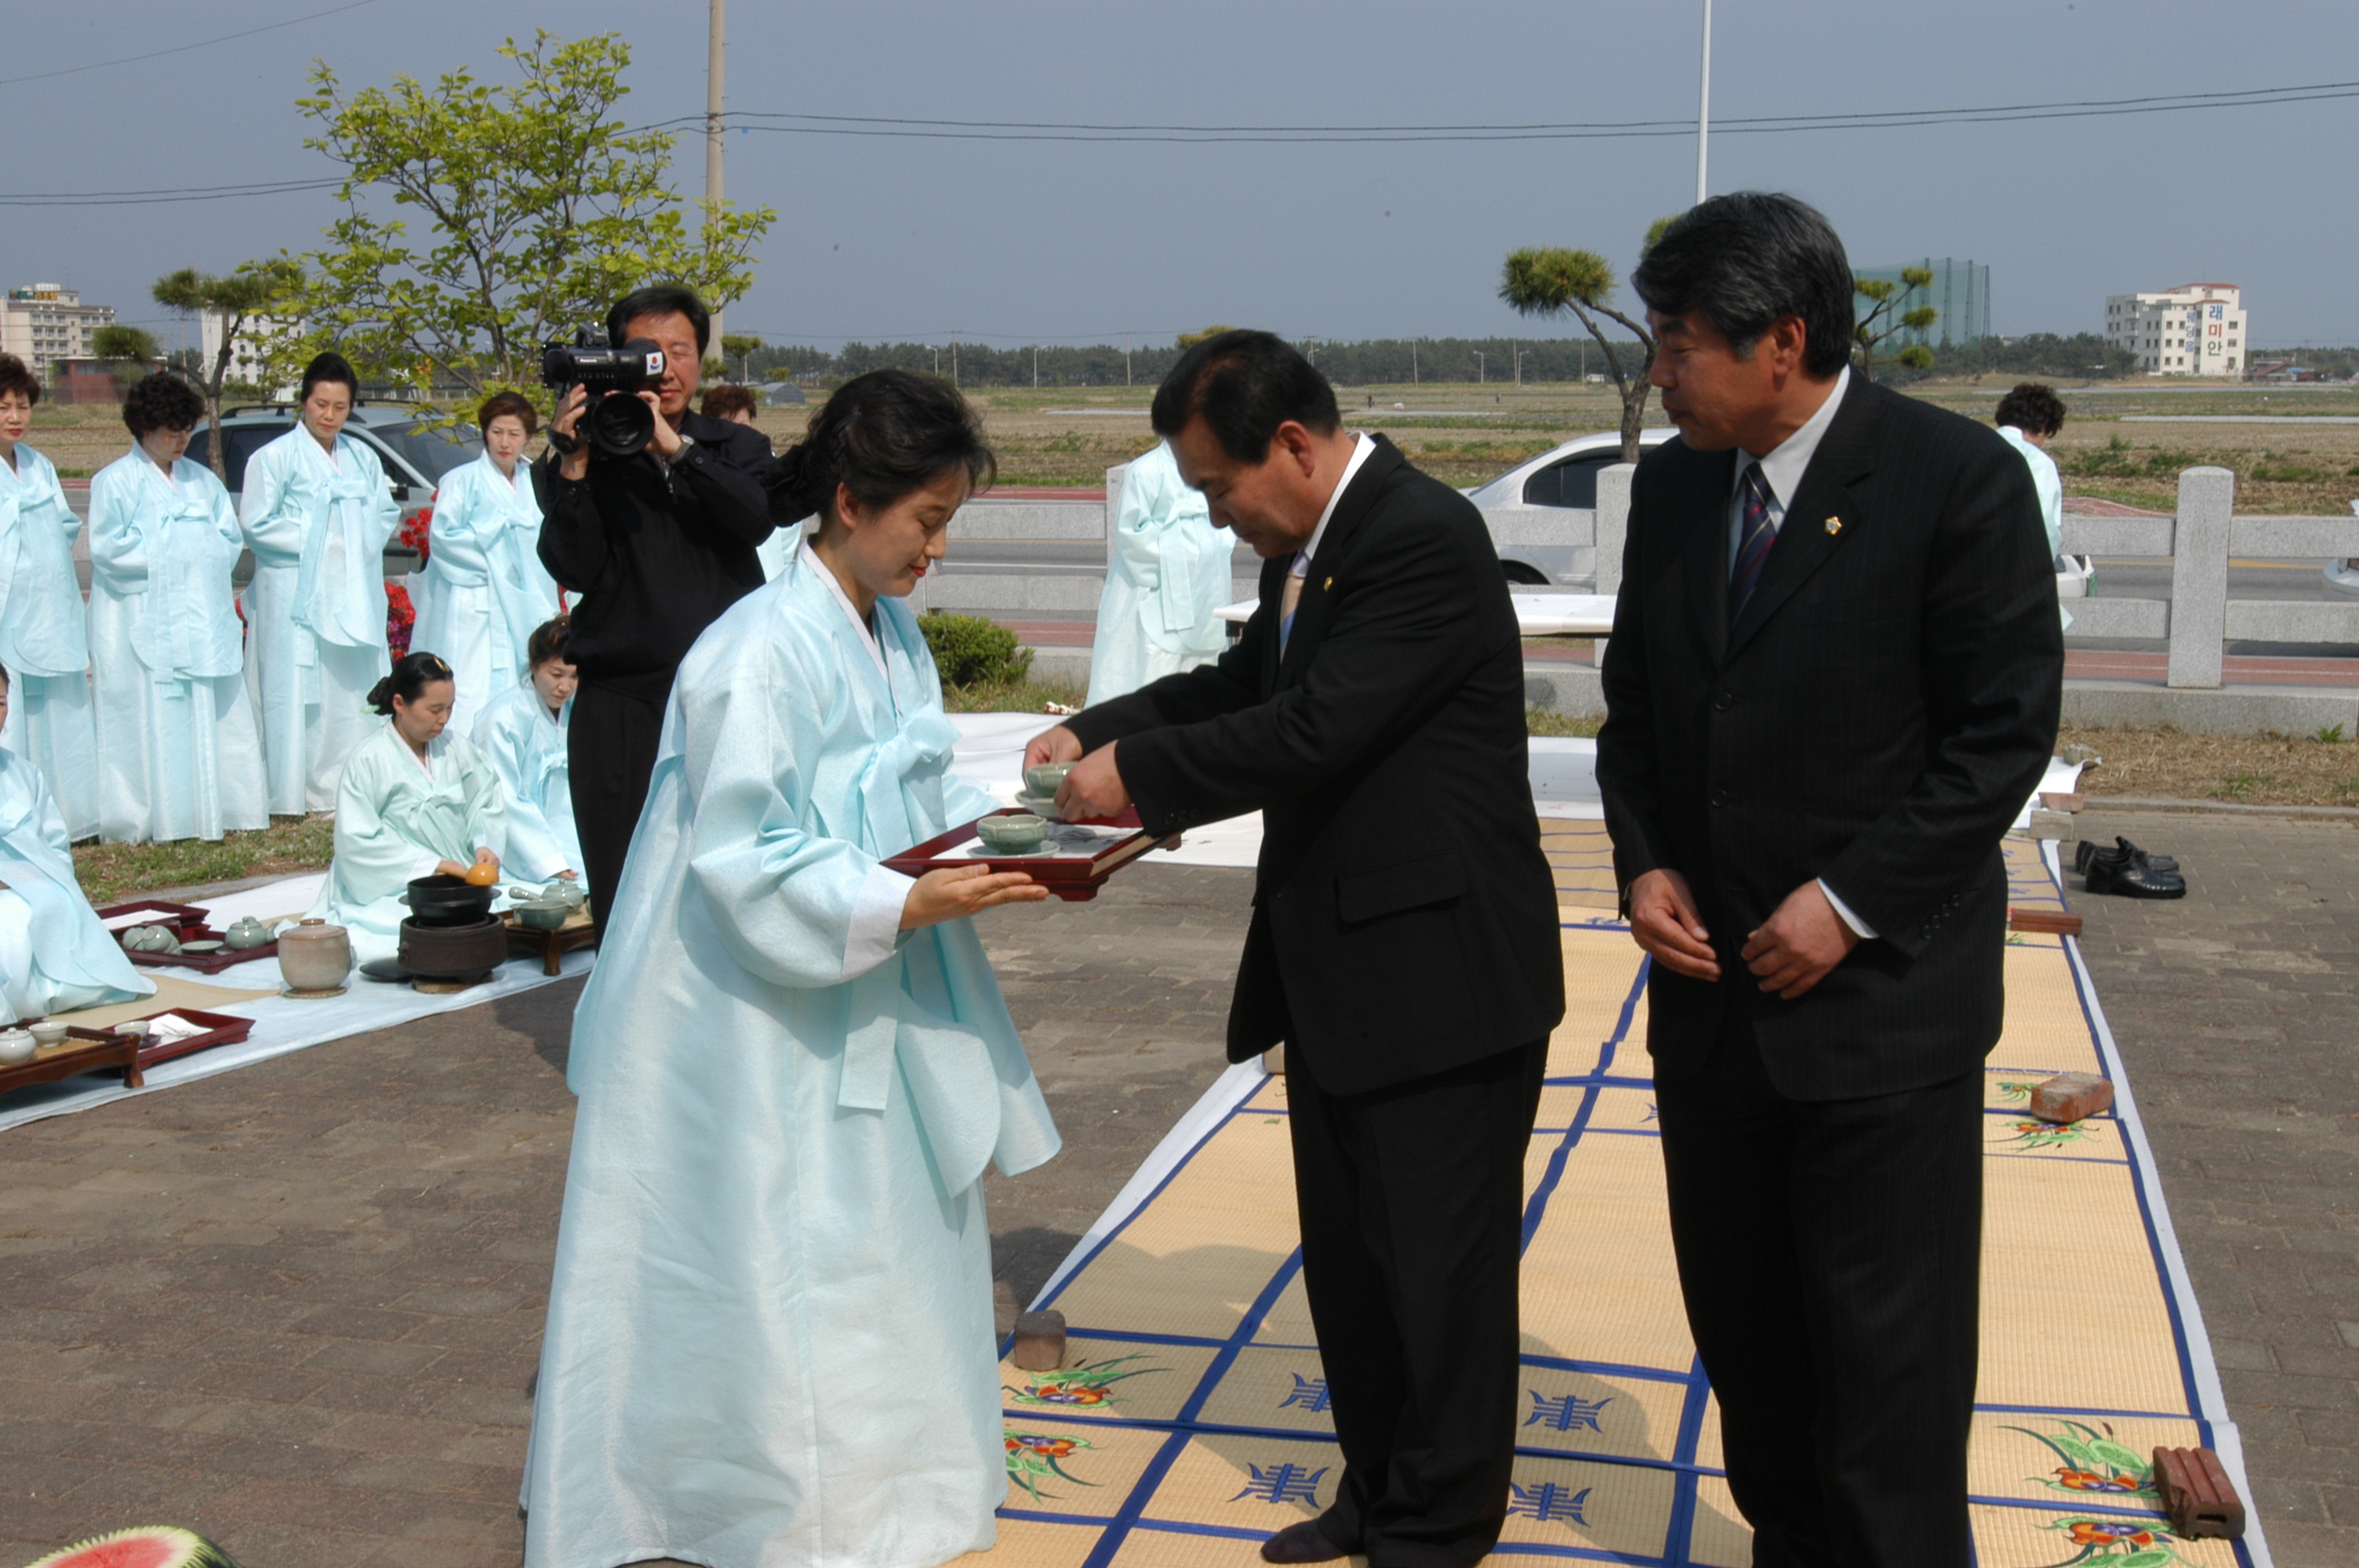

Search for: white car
xmin=2327 ymin=501 xmax=2359 ymax=601
xmin=1463 ymin=427 xmax=1679 ymax=585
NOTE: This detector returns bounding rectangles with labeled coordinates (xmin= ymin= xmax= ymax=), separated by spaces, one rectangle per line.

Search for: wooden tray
xmin=884 ymin=811 xmax=1180 ymax=902
xmin=95 ymin=900 xmax=281 ymax=974
xmin=0 ymin=1032 xmax=143 ymax=1095
xmin=65 ymin=1006 xmax=256 ymax=1071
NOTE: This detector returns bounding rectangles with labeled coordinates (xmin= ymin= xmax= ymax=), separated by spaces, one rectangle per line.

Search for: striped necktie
xmin=1729 ymin=461 xmax=1776 ymax=621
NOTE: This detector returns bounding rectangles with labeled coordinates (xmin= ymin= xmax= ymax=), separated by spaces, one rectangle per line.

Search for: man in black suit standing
xmin=1030 ymin=331 xmax=1565 ymax=1568
xmin=1595 ymin=194 xmax=2063 ymax=1568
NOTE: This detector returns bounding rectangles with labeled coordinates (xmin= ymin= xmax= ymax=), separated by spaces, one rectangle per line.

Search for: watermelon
xmin=22 ymin=1528 xmax=242 ymax=1568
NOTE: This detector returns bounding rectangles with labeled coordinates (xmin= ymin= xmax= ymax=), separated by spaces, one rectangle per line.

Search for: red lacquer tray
xmin=95 ymin=900 xmax=281 ymax=974
xmin=64 ymin=1006 xmax=256 ymax=1071
xmin=884 ymin=810 xmax=1180 ymax=902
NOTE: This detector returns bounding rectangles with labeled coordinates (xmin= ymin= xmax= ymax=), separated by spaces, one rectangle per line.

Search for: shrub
xmin=918 ymin=612 xmax=1033 ymax=688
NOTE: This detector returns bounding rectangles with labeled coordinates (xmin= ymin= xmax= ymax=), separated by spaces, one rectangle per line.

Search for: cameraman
xmin=536 ymin=284 xmax=778 ymax=936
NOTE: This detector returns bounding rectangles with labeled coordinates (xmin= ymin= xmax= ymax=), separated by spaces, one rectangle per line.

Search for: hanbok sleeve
xmin=452 ymin=733 xmax=509 ymax=862
xmin=677 ymin=640 xmax=906 ymax=990
xmin=330 ymin=738 xmax=444 ymax=894
xmin=357 ymin=441 xmax=402 ymax=550
xmin=239 ymin=440 xmax=302 ymax=556
xmin=85 ymin=465 xmax=149 ymax=577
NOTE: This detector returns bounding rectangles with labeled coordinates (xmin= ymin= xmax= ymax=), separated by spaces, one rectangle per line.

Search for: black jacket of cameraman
xmin=534 ymin=410 xmax=780 ymax=701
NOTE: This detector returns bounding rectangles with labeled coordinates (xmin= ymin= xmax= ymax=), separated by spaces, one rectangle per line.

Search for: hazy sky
xmin=8 ymin=0 xmax=2356 ymax=354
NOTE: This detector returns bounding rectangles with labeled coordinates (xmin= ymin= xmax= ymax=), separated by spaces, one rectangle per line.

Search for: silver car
xmin=1463 ymin=427 xmax=1678 ymax=585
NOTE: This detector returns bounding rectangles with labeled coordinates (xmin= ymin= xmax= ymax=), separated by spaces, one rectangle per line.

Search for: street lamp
xmin=1474 ymin=350 xmax=1485 ymax=384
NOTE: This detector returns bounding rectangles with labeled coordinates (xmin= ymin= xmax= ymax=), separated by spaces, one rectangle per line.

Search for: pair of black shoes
xmin=2076 ymin=837 xmax=2186 ymax=899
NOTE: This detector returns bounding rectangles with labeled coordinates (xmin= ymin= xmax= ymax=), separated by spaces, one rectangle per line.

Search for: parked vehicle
xmin=184 ymin=404 xmax=484 ymax=575
xmin=1462 ymin=428 xmax=1677 ymax=585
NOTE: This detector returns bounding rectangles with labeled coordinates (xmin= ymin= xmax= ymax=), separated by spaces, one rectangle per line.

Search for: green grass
xmin=940 ymin=676 xmax=1091 ymax=714
xmin=1528 ymin=708 xmax=1603 ymax=738
xmin=73 ymin=816 xmax=337 ymax=905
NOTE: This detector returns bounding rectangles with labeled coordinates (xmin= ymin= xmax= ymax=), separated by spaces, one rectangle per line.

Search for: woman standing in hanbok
xmin=307 ymin=651 xmax=504 ymax=964
xmin=470 ymin=619 xmax=583 ymax=887
xmin=525 ymin=371 xmax=1061 ymax=1568
xmin=0 ymin=355 xmax=100 ymax=840
xmin=410 ymin=391 xmax=562 ymax=735
xmin=1085 ymin=437 xmax=1234 ymax=705
xmin=0 ymin=666 xmax=154 ymax=1022
xmin=86 ymin=374 xmax=268 ymax=844
xmin=240 ymin=352 xmax=399 ymax=814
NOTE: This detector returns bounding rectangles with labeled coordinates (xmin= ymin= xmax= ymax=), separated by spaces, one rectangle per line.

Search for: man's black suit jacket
xmin=1066 ymin=437 xmax=1565 ymax=1098
xmin=1595 ymin=376 xmax=2063 ymax=1101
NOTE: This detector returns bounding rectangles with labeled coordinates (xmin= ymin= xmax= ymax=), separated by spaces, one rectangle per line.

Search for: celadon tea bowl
xmin=976 ymin=813 xmax=1049 ymax=854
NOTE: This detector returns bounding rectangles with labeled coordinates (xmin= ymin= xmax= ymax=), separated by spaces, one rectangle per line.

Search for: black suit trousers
xmin=1655 ymin=1018 xmax=1983 ymax=1568
xmin=1285 ymin=1038 xmax=1548 ymax=1568
xmin=568 ymin=681 xmax=668 ymax=938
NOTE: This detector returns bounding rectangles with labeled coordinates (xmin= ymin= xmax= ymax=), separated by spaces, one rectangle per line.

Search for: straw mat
xmin=969 ymin=825 xmax=2267 ymax=1568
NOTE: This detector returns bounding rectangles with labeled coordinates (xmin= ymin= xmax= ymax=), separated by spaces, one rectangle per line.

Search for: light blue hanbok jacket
xmin=1998 ymin=425 xmax=2072 ymax=630
xmin=0 ymin=746 xmax=153 ymax=1021
xmin=412 ymin=451 xmax=561 ymax=734
xmin=0 ymin=442 xmax=90 ymax=681
xmin=469 ymin=681 xmax=582 ymax=884
xmin=525 ymin=546 xmax=1060 ymax=1568
xmin=1086 ymin=440 xmax=1232 ymax=705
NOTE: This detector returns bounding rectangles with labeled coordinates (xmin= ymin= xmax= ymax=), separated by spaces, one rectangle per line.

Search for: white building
xmin=198 ymin=308 xmax=298 ymax=389
xmin=2105 ymin=283 xmax=2248 ymax=377
xmin=1 ymin=283 xmax=117 ymax=380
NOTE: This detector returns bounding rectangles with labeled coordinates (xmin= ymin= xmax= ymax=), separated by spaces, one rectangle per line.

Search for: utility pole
xmin=951 ymin=333 xmax=958 ymax=387
xmin=1125 ymin=332 xmax=1132 ymax=387
xmin=1474 ymin=349 xmax=1484 ymax=384
xmin=1033 ymin=345 xmax=1038 ymax=388
xmin=1412 ymin=340 xmax=1418 ymax=385
xmin=1515 ymin=344 xmax=1522 ymax=387
xmin=1695 ymin=0 xmax=1712 ymax=206
xmin=706 ymin=0 xmax=726 ymax=350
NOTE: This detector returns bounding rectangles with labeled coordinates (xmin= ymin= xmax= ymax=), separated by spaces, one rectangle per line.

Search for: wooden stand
xmin=503 ymin=909 xmax=598 ymax=975
xmin=0 ymin=1033 xmax=143 ymax=1096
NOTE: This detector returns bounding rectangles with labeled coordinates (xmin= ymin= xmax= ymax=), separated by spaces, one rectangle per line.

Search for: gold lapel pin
xmin=1323 ymin=576 xmax=1333 ymax=591
xmin=1824 ymin=516 xmax=1845 ymax=536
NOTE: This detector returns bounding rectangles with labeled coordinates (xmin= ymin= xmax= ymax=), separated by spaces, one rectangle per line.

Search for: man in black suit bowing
xmin=1030 ymin=331 xmax=1565 ymax=1568
xmin=1596 ymin=194 xmax=2063 ymax=1568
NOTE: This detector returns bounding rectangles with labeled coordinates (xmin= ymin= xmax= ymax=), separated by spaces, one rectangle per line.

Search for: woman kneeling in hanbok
xmin=525 ymin=371 xmax=1061 ymax=1568
xmin=0 ymin=665 xmax=154 ymax=1023
xmin=307 ymin=652 xmax=503 ymax=964
xmin=87 ymin=373 xmax=269 ymax=844
xmin=469 ymin=619 xmax=583 ymax=887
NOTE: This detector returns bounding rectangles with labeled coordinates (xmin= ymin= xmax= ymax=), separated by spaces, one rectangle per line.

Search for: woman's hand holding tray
xmin=883 ymin=809 xmax=1180 ymax=902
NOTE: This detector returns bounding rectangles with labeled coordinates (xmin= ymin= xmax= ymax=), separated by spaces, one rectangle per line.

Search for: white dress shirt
xmin=1721 ymin=368 xmax=1877 ymax=942
xmin=1282 ymin=433 xmax=1377 ymax=649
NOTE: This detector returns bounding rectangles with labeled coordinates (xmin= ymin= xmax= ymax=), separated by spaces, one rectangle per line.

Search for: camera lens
xmin=587 ymin=392 xmax=655 ymax=457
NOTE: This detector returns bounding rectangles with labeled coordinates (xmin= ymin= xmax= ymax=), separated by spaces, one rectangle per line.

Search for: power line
xmin=0 ymin=178 xmax=340 ymax=209
xmin=0 ymin=0 xmax=383 ymax=89
xmin=686 ymin=77 xmax=2359 ymax=143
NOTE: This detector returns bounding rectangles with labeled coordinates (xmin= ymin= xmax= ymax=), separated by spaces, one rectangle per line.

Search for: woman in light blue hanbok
xmin=0 ymin=666 xmax=154 ymax=1023
xmin=411 ymin=392 xmax=561 ymax=736
xmin=1085 ymin=437 xmax=1234 ymax=705
xmin=86 ymin=374 xmax=269 ymax=844
xmin=307 ymin=652 xmax=505 ymax=964
xmin=240 ymin=353 xmax=399 ymax=815
xmin=526 ymin=371 xmax=1060 ymax=1568
xmin=470 ymin=619 xmax=583 ymax=886
xmin=0 ymin=354 xmax=100 ymax=840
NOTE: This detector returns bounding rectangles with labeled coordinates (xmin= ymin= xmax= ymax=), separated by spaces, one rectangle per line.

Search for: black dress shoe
xmin=1260 ymin=1520 xmax=1349 ymax=1563
xmin=2085 ymin=853 xmax=2186 ymax=899
xmin=2079 ymin=836 xmax=2179 ymax=877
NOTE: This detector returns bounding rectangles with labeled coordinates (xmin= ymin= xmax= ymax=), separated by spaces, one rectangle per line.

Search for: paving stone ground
xmin=2067 ymin=808 xmax=2359 ymax=1568
xmin=0 ymin=825 xmax=2351 ymax=1568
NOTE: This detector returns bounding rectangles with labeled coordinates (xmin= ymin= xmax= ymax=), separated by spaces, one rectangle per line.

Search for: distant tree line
xmin=733 ymin=336 xmax=1650 ymax=390
xmin=1881 ymin=333 xmax=2139 ymax=383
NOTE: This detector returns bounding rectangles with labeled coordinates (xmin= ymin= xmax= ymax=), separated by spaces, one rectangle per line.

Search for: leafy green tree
xmin=91 ymin=325 xmax=159 ymax=362
xmin=720 ymin=332 xmax=763 ymax=383
xmin=289 ymin=31 xmax=775 ymax=409
xmin=1176 ymin=325 xmax=1236 ymax=350
xmin=1498 ymin=219 xmax=1676 ymax=462
xmin=152 ymin=260 xmax=307 ymax=482
xmin=1853 ymin=267 xmax=1938 ymax=380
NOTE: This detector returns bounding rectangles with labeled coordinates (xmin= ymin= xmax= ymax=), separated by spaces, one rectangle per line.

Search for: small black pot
xmin=405 ymin=873 xmax=494 ymax=927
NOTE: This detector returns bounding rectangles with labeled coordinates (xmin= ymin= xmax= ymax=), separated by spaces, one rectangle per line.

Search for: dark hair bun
xmin=767 ymin=368 xmax=994 ymax=528
xmin=370 ymin=651 xmax=453 ymax=714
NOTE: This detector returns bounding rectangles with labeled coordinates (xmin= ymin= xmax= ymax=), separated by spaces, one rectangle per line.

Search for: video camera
xmin=541 ymin=330 xmax=667 ymax=457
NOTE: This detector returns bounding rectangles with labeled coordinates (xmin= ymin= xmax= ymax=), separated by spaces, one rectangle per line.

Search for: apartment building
xmin=1 ymin=283 xmax=118 ymax=381
xmin=2105 ymin=283 xmax=2248 ymax=377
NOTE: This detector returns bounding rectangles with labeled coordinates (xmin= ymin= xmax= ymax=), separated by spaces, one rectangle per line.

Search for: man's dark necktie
xmin=1729 ymin=461 xmax=1776 ymax=621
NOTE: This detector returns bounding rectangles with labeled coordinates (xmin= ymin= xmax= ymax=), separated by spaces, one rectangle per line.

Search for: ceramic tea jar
xmin=278 ymin=918 xmax=354 ymax=993
xmin=0 ymin=1029 xmax=36 ymax=1067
